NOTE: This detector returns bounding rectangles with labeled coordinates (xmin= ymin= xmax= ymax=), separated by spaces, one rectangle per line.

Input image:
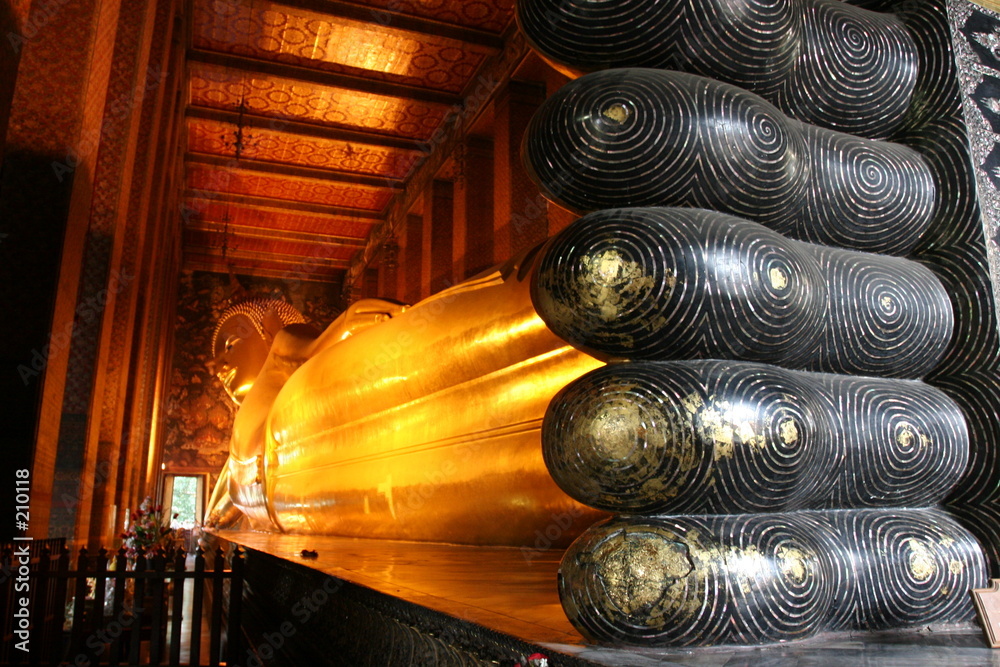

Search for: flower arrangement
xmin=120 ymin=496 xmax=178 ymax=557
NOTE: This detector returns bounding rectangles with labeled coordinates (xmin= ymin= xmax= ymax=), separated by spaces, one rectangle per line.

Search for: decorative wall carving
xmin=161 ymin=271 xmax=340 ymax=475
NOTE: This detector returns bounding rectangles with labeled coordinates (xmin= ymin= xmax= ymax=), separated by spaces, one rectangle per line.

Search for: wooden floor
xmin=218 ymin=529 xmax=999 ymax=667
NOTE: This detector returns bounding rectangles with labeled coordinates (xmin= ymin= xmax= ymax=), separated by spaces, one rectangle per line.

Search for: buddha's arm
xmin=302 ymin=298 xmax=407 ymax=358
xmin=255 ymin=299 xmax=408 ymax=371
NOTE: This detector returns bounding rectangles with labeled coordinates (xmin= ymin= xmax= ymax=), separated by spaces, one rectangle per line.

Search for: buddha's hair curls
xmin=211 ymin=299 xmax=305 ymax=356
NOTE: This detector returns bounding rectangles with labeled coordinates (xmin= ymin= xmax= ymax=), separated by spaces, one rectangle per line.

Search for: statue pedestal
xmin=215 ymin=530 xmax=993 ymax=666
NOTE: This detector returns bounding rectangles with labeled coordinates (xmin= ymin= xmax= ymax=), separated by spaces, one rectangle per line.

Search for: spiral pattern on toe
xmin=791 ymin=128 xmax=936 ymax=253
xmin=532 ymin=207 xmax=952 ymax=376
xmin=781 ymin=1 xmax=916 ymax=136
xmin=558 ymin=517 xmax=727 ymax=645
xmin=815 ymin=375 xmax=967 ymax=509
xmin=545 ymin=362 xmax=715 ymax=514
xmin=525 ymin=70 xmax=805 ymax=224
xmin=516 ymin=0 xmax=916 ymax=138
xmin=721 ymin=513 xmax=831 ymax=641
xmin=532 ymin=208 xmax=824 ymax=363
xmin=559 ymin=510 xmax=984 ymax=646
xmin=515 ymin=0 xmax=684 ymax=74
xmin=543 ymin=361 xmax=831 ymax=514
xmin=543 ymin=361 xmax=966 ymax=514
xmin=673 ymin=0 xmax=798 ymax=97
xmin=809 ymin=247 xmax=953 ymax=378
xmin=524 ymin=69 xmax=935 ymax=254
xmin=829 ymin=509 xmax=985 ymax=628
xmin=559 ymin=514 xmax=829 ymax=645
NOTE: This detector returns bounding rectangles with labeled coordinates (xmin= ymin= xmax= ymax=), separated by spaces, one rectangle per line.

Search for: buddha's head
xmin=209 ymin=299 xmax=305 ymax=404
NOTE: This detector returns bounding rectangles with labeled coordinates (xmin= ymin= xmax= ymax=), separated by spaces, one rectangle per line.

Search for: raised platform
xmin=214 ymin=530 xmax=996 ymax=666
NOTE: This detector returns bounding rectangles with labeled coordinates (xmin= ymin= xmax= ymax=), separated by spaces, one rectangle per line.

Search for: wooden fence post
xmin=170 ymin=548 xmax=187 ymax=665
xmin=227 ymin=547 xmax=244 ymax=667
xmin=190 ymin=547 xmax=206 ymax=667
xmin=209 ymin=548 xmax=225 ymax=667
xmin=109 ymin=547 xmax=128 ymax=666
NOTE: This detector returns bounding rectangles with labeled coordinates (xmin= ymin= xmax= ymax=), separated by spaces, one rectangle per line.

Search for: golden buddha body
xmin=206 ymin=247 xmax=606 ymax=547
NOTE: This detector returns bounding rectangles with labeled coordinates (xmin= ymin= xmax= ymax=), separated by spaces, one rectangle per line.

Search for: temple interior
xmin=7 ymin=0 xmax=1000 ymax=664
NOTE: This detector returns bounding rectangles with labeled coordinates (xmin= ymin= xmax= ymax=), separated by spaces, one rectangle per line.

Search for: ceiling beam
xmin=184 ymin=245 xmax=352 ymax=268
xmin=186 ymin=152 xmax=405 ymax=190
xmin=189 ymin=218 xmax=367 ymax=247
xmin=184 ymin=193 xmax=381 ymax=226
xmin=271 ymin=0 xmax=504 ymax=50
xmin=185 ymin=106 xmax=429 ymax=153
xmin=182 ymin=190 xmax=386 ymax=219
xmin=187 ymin=49 xmax=463 ymax=107
xmin=342 ymin=26 xmax=531 ymax=295
xmin=183 ymin=259 xmax=346 ymax=282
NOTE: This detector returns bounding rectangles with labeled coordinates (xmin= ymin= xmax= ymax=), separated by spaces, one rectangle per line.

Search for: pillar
xmin=403 ymin=213 xmax=423 ymax=305
xmin=493 ymin=80 xmax=547 ymax=262
xmin=457 ymin=137 xmax=494 ymax=279
xmin=425 ymin=179 xmax=454 ymax=295
xmin=378 ymin=237 xmax=399 ymax=301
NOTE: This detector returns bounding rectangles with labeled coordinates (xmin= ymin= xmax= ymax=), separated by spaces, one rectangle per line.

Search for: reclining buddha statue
xmin=202 ymin=0 xmax=995 ymax=642
xmin=204 ymin=247 xmax=606 ymax=547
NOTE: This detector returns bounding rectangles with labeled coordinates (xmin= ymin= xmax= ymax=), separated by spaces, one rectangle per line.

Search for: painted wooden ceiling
xmin=181 ymin=0 xmax=516 ymax=283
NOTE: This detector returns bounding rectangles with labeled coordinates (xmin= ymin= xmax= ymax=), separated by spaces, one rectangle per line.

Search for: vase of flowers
xmin=121 ymin=496 xmax=178 ymax=558
xmin=117 ymin=497 xmax=179 ymax=644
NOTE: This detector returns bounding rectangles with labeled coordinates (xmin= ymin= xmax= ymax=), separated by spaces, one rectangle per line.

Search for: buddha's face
xmin=209 ymin=314 xmax=270 ymax=405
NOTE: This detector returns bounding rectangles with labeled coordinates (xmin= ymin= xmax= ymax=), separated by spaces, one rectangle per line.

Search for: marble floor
xmin=217 ymin=530 xmax=1000 ymax=666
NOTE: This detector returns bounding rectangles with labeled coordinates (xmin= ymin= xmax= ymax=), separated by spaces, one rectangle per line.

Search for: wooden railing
xmin=0 ymin=540 xmax=244 ymax=666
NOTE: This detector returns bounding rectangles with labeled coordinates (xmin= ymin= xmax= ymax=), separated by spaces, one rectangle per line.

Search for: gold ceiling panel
xmin=192 ymin=0 xmax=493 ymax=93
xmin=187 ymin=164 xmax=394 ymax=210
xmin=180 ymin=0 xmax=518 ymax=283
xmin=188 ymin=61 xmax=450 ymax=139
xmin=361 ymin=0 xmax=515 ymax=32
xmin=185 ymin=197 xmax=375 ymax=239
xmin=187 ymin=118 xmax=424 ymax=179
